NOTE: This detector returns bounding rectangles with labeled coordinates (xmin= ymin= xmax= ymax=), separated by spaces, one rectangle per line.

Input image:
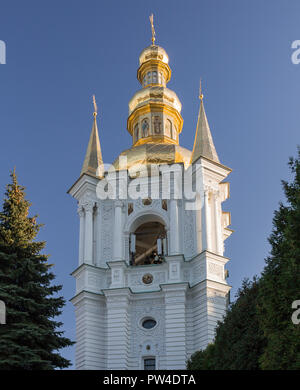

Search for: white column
xmin=77 ymin=207 xmax=85 ymax=265
xmin=113 ymin=200 xmax=123 ymax=261
xmin=201 ymin=189 xmax=212 ymax=252
xmin=84 ymin=202 xmax=94 ymax=265
xmin=105 ymin=290 xmax=130 ymax=370
xmin=72 ymin=294 xmax=106 ymax=369
xmin=213 ymin=191 xmax=223 ymax=255
xmin=130 ymin=233 xmax=136 ymax=254
xmin=163 ymin=284 xmax=187 ymax=369
xmin=93 ymin=206 xmax=98 ymax=266
xmin=169 ymin=199 xmax=180 ymax=255
xmin=95 ymin=202 xmax=102 ymax=267
xmin=163 ymin=237 xmax=168 ymax=255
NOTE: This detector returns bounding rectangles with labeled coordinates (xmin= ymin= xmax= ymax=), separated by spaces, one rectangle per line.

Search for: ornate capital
xmin=83 ymin=202 xmax=94 ymax=213
xmin=77 ymin=207 xmax=85 ymax=218
xmin=203 ymin=187 xmax=210 ymax=197
xmin=212 ymin=189 xmax=220 ymax=198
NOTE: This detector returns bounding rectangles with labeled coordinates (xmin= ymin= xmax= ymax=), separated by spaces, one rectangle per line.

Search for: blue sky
xmin=0 ymin=0 xmax=300 ymax=368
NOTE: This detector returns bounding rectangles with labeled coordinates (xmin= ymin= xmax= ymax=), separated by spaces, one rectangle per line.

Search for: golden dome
xmin=139 ymin=45 xmax=169 ymax=66
xmin=128 ymin=86 xmax=182 ymax=116
xmin=112 ymin=143 xmax=192 ymax=172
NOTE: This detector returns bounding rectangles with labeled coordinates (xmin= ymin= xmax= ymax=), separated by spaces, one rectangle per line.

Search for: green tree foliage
xmin=0 ymin=171 xmax=74 ymax=369
xmin=187 ymin=278 xmax=266 ymax=370
xmin=213 ymin=278 xmax=266 ymax=370
xmin=257 ymin=150 xmax=300 ymax=370
xmin=187 ymin=344 xmax=216 ymax=370
xmin=187 ymin=149 xmax=300 ymax=370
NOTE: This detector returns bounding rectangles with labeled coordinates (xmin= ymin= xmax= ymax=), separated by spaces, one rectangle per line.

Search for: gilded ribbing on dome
xmin=191 ymin=98 xmax=219 ymax=164
xmin=81 ymin=102 xmax=104 ymax=178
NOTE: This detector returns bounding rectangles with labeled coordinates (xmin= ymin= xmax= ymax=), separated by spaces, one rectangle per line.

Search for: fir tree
xmin=187 ymin=149 xmax=300 ymax=370
xmin=0 ymin=170 xmax=74 ymax=370
xmin=213 ymin=278 xmax=266 ymax=370
xmin=186 ymin=343 xmax=216 ymax=370
xmin=257 ymin=149 xmax=300 ymax=369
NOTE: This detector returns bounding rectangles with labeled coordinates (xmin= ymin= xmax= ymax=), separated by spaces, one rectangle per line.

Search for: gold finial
xmin=199 ymin=78 xmax=204 ymax=101
xmin=92 ymin=94 xmax=98 ymax=117
xmin=149 ymin=13 xmax=156 ymax=45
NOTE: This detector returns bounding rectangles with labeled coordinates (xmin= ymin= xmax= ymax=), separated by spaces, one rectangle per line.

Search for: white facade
xmin=69 ymin=38 xmax=232 ymax=370
xmin=69 ymin=157 xmax=232 ymax=370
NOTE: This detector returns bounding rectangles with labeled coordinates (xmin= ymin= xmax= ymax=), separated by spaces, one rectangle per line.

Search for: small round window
xmin=142 ymin=318 xmax=157 ymax=329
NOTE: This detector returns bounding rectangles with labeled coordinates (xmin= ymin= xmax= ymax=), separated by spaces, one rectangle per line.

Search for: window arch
xmin=153 ymin=116 xmax=162 ymax=134
xmin=129 ymin=220 xmax=167 ymax=266
xmin=147 ymin=72 xmax=151 ymax=84
xmin=134 ymin=123 xmax=140 ymax=142
xmin=173 ymin=125 xmax=177 ymax=140
xmin=152 ymin=71 xmax=157 ymax=83
xmin=165 ymin=119 xmax=172 ymax=138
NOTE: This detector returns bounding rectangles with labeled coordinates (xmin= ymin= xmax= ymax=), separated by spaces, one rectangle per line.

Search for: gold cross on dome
xmin=92 ymin=94 xmax=98 ymax=117
xmin=199 ymin=78 xmax=204 ymax=101
xmin=149 ymin=13 xmax=156 ymax=45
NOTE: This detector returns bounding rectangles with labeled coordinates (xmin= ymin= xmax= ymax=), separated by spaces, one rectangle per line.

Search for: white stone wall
xmin=69 ymin=156 xmax=232 ymax=370
xmin=72 ymin=292 xmax=106 ymax=370
xmin=105 ymin=289 xmax=130 ymax=369
xmin=129 ymin=295 xmax=165 ymax=369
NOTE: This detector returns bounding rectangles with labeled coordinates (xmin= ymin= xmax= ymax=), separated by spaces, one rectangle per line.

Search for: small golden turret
xmin=80 ymin=95 xmax=104 ymax=178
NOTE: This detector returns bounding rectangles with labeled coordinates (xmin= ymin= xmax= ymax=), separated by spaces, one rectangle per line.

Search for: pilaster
xmin=77 ymin=206 xmax=85 ymax=265
xmin=213 ymin=190 xmax=223 ymax=255
xmin=84 ymin=201 xmax=94 ymax=265
xmin=162 ymin=283 xmax=188 ymax=369
xmin=71 ymin=291 xmax=106 ymax=370
xmin=104 ymin=288 xmax=131 ymax=370
xmin=169 ymin=199 xmax=180 ymax=255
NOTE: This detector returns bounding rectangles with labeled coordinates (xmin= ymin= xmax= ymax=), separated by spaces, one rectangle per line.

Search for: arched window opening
xmin=165 ymin=119 xmax=172 ymax=138
xmin=130 ymin=221 xmax=167 ymax=266
xmin=153 ymin=116 xmax=162 ymax=134
xmin=142 ymin=118 xmax=149 ymax=138
xmin=134 ymin=123 xmax=140 ymax=142
xmin=173 ymin=125 xmax=177 ymax=140
xmin=152 ymin=71 xmax=157 ymax=83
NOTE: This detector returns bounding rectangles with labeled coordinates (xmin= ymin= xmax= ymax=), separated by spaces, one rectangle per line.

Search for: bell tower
xmin=68 ymin=17 xmax=232 ymax=370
